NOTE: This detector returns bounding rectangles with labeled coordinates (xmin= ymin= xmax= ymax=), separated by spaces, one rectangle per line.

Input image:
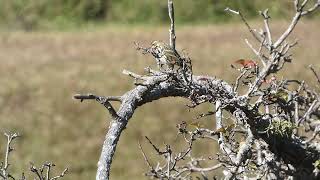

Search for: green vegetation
xmin=1 ymin=0 xmax=315 ymax=30
xmin=266 ymin=120 xmax=296 ymax=138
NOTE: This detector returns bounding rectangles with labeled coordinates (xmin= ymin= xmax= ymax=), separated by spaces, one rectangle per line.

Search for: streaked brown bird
xmin=150 ymin=41 xmax=182 ymax=70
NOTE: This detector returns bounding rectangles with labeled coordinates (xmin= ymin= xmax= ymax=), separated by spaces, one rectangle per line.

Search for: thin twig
xmin=73 ymin=94 xmax=122 ymax=102
xmin=225 ymin=8 xmax=265 ymax=47
xmin=74 ymin=94 xmax=121 ymax=120
xmin=261 ymin=9 xmax=272 ymax=46
xmin=30 ymin=163 xmax=44 ymax=180
xmin=145 ymin=136 xmax=167 ymax=155
xmin=45 ymin=163 xmax=51 ymax=180
xmin=215 ymin=101 xmax=223 ymax=130
xmin=244 ymin=38 xmax=266 ymax=67
xmin=301 ymin=2 xmax=320 ymax=15
xmin=122 ymin=69 xmax=148 ymax=81
xmin=189 ymin=163 xmax=222 ymax=172
xmin=138 ymin=141 xmax=154 ymax=171
xmin=298 ymin=100 xmax=319 ymax=125
xmin=294 ymin=0 xmax=300 ymax=11
xmin=273 ymin=0 xmax=319 ymax=48
xmin=234 ymin=69 xmax=248 ymax=92
xmin=301 ymin=0 xmax=310 ymax=10
xmin=309 ymin=65 xmax=320 ymax=85
xmin=2 ymin=133 xmax=19 ymax=179
xmin=167 ymin=152 xmax=170 ymax=178
xmin=168 ymin=0 xmax=176 ymax=50
xmin=195 ymin=110 xmax=217 ymax=119
xmin=50 ymin=168 xmax=68 ymax=180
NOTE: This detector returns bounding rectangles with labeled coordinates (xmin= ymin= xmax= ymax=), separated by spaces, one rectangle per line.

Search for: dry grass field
xmin=0 ymin=20 xmax=319 ymax=179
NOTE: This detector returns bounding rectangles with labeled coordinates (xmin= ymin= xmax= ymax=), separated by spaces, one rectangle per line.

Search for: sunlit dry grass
xmin=0 ymin=20 xmax=319 ymax=179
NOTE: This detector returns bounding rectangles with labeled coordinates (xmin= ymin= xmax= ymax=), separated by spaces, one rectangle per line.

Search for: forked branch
xmin=0 ymin=133 xmax=68 ymax=180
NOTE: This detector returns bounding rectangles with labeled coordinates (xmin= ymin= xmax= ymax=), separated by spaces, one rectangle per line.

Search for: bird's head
xmin=151 ymin=40 xmax=161 ymax=47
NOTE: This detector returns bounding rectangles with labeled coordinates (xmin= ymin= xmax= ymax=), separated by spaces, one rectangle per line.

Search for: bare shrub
xmin=0 ymin=133 xmax=68 ymax=180
xmin=75 ymin=0 xmax=320 ymax=179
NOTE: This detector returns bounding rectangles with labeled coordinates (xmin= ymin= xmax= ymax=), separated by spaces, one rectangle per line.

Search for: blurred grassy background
xmin=0 ymin=0 xmax=319 ymax=180
xmin=0 ymin=0 xmax=319 ymax=31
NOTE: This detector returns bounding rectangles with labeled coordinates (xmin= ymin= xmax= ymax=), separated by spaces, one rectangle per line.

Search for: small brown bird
xmin=150 ymin=41 xmax=182 ymax=70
